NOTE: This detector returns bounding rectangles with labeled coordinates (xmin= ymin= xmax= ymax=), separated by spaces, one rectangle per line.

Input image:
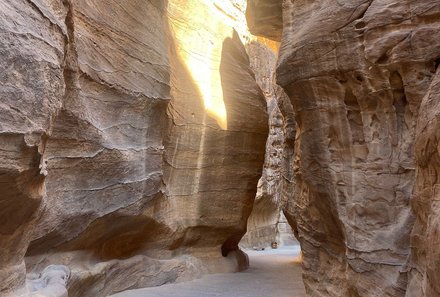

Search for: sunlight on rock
xmin=168 ymin=0 xmax=233 ymax=130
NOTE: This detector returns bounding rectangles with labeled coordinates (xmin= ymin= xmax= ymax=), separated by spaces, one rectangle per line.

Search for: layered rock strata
xmin=248 ymin=0 xmax=440 ymax=296
xmin=246 ymin=0 xmax=283 ymax=41
xmin=240 ymin=40 xmax=297 ymax=249
xmin=0 ymin=1 xmax=269 ymax=296
xmin=0 ymin=1 xmax=66 ymax=295
xmin=164 ymin=0 xmax=268 ymax=269
xmin=406 ymin=66 xmax=440 ymax=297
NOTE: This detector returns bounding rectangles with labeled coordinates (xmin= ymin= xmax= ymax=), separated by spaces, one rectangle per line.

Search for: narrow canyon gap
xmin=1 ymin=1 xmax=440 ymax=297
xmin=249 ymin=0 xmax=440 ymax=296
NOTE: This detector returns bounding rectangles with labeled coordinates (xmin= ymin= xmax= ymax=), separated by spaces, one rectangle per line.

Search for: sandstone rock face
xmin=239 ymin=40 xmax=297 ymax=249
xmin=246 ymin=0 xmax=283 ymax=41
xmin=5 ymin=0 xmax=440 ymax=297
xmin=271 ymin=0 xmax=440 ymax=296
xmin=0 ymin=1 xmax=268 ymax=296
xmin=406 ymin=68 xmax=440 ymax=297
xmin=276 ymin=212 xmax=298 ymax=247
xmin=164 ymin=0 xmax=268 ymax=268
xmin=24 ymin=1 xmax=175 ymax=296
xmin=240 ymin=98 xmax=285 ymax=249
xmin=0 ymin=1 xmax=66 ymax=295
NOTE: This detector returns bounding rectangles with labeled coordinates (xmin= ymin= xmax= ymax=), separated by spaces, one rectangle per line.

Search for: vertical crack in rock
xmin=239 ymin=39 xmax=298 ymax=250
xmin=61 ymin=0 xmax=78 ymax=105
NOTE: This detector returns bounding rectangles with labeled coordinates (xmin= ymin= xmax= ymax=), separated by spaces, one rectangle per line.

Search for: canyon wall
xmin=406 ymin=64 xmax=440 ymax=297
xmin=248 ymin=0 xmax=440 ymax=296
xmin=239 ymin=40 xmax=297 ymax=249
xmin=164 ymin=0 xmax=268 ymax=269
xmin=3 ymin=0 xmax=440 ymax=296
xmin=0 ymin=1 xmax=270 ymax=296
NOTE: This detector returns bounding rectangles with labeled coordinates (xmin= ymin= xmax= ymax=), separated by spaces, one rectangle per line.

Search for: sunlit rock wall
xmin=164 ymin=0 xmax=268 ymax=270
xmin=272 ymin=0 xmax=440 ymax=296
xmin=0 ymin=0 xmax=269 ymax=296
xmin=276 ymin=211 xmax=298 ymax=246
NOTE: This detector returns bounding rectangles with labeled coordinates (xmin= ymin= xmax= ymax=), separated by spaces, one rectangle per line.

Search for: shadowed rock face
xmin=0 ymin=0 xmax=66 ymax=295
xmin=246 ymin=0 xmax=283 ymax=41
xmin=5 ymin=0 xmax=440 ymax=296
xmin=24 ymin=1 xmax=174 ymax=296
xmin=239 ymin=40 xmax=297 ymax=249
xmin=0 ymin=0 xmax=268 ymax=296
xmin=407 ymin=68 xmax=440 ymax=297
xmin=271 ymin=0 xmax=440 ymax=296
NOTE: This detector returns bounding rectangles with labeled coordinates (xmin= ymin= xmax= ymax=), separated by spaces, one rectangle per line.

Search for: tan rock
xmin=406 ymin=69 xmax=440 ymax=297
xmin=164 ymin=0 xmax=267 ymax=266
xmin=239 ymin=40 xmax=297 ymax=249
xmin=274 ymin=0 xmax=440 ymax=296
xmin=246 ymin=0 xmax=283 ymax=41
xmin=0 ymin=0 xmax=66 ymax=294
xmin=0 ymin=1 xmax=269 ymax=296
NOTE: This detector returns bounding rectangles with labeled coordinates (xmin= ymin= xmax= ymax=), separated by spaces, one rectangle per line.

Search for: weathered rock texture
xmin=246 ymin=0 xmax=283 ymax=41
xmin=0 ymin=1 xmax=65 ymax=295
xmin=249 ymin=0 xmax=440 ymax=296
xmin=27 ymin=265 xmax=70 ymax=297
xmin=0 ymin=1 xmax=269 ymax=296
xmin=276 ymin=212 xmax=298 ymax=247
xmin=5 ymin=0 xmax=440 ymax=296
xmin=239 ymin=40 xmax=297 ymax=249
xmin=406 ymin=66 xmax=440 ymax=297
xmin=164 ymin=0 xmax=268 ymax=269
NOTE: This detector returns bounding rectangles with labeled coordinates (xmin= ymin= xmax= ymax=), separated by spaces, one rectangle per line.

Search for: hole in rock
xmin=355 ymin=74 xmax=364 ymax=82
xmin=435 ymin=57 xmax=440 ymax=71
xmin=377 ymin=53 xmax=389 ymax=64
xmin=354 ymin=21 xmax=366 ymax=30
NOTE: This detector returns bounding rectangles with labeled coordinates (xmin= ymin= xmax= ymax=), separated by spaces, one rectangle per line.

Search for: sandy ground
xmin=110 ymin=246 xmax=306 ymax=297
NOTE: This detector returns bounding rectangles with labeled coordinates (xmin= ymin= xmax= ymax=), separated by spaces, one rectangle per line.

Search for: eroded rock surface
xmin=24 ymin=1 xmax=174 ymax=296
xmin=0 ymin=0 xmax=66 ymax=294
xmin=240 ymin=40 xmax=297 ymax=249
xmin=5 ymin=0 xmax=440 ymax=296
xmin=246 ymin=0 xmax=283 ymax=41
xmin=164 ymin=0 xmax=268 ymax=270
xmin=271 ymin=0 xmax=440 ymax=296
xmin=406 ymin=68 xmax=440 ymax=297
xmin=1 ymin=1 xmax=269 ymax=296
xmin=27 ymin=265 xmax=70 ymax=297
